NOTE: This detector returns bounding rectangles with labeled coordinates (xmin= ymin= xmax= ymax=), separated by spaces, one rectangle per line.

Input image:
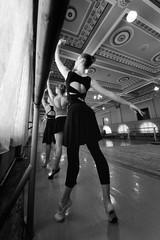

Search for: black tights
xmin=65 ymin=141 xmax=110 ymax=188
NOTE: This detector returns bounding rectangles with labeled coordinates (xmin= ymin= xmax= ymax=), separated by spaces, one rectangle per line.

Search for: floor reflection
xmin=29 ymin=137 xmax=160 ymax=240
xmin=100 ymin=138 xmax=151 ymax=147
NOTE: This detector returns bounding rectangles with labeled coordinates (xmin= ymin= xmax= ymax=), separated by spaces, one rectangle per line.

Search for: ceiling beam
xmin=83 ymin=4 xmax=127 ymax=54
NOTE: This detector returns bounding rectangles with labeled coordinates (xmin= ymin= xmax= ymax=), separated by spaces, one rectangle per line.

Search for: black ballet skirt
xmin=54 ymin=116 xmax=66 ymax=134
xmin=63 ymin=71 xmax=102 ymax=148
xmin=42 ymin=116 xmax=56 ymax=144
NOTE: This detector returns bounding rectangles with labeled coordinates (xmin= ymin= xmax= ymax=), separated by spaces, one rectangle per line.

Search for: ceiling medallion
xmin=65 ymin=6 xmax=77 ymax=22
xmin=110 ymin=27 xmax=134 ymax=47
xmin=118 ymin=0 xmax=133 ymax=8
xmin=86 ymin=67 xmax=96 ymax=75
xmin=151 ymin=53 xmax=160 ymax=63
xmin=118 ymin=76 xmax=130 ymax=83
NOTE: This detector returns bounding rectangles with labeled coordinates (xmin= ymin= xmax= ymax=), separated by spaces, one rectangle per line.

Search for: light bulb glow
xmin=126 ymin=11 xmax=137 ymax=23
xmin=154 ymin=86 xmax=159 ymax=91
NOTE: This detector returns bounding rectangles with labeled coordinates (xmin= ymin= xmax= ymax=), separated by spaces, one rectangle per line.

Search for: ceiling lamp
xmin=126 ymin=10 xmax=137 ymax=22
xmin=154 ymin=86 xmax=159 ymax=91
xmin=98 ymin=94 xmax=102 ymax=99
xmin=93 ymin=94 xmax=103 ymax=100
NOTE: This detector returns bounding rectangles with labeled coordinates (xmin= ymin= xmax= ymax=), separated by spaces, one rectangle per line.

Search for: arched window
xmin=103 ymin=125 xmax=112 ymax=134
xmin=118 ymin=124 xmax=129 ymax=133
xmin=140 ymin=122 xmax=158 ymax=133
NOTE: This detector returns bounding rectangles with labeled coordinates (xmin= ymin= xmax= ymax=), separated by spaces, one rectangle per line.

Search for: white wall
xmin=110 ymin=108 xmax=122 ymax=124
xmin=121 ymin=106 xmax=137 ymax=122
xmin=153 ymin=97 xmax=160 ymax=117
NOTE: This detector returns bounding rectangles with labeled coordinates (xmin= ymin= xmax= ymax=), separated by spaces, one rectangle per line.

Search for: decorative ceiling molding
xmin=117 ymin=0 xmax=133 ymax=8
xmin=148 ymin=0 xmax=160 ymax=8
xmin=134 ymin=83 xmax=155 ymax=94
xmin=51 ymin=59 xmax=74 ymax=73
xmin=96 ymin=47 xmax=160 ymax=74
xmin=132 ymin=91 xmax=157 ymax=103
xmin=64 ymin=59 xmax=75 ymax=69
xmin=98 ymin=80 xmax=122 ymax=90
xmin=110 ymin=27 xmax=134 ymax=47
xmin=132 ymin=18 xmax=160 ymax=41
xmin=118 ymin=76 xmax=130 ymax=83
xmin=87 ymin=67 xmax=96 ymax=74
xmin=50 ymin=71 xmax=64 ymax=80
xmin=61 ymin=0 xmax=110 ymax=49
xmin=121 ymin=78 xmax=142 ymax=90
xmin=65 ymin=6 xmax=77 ymax=22
xmin=151 ymin=53 xmax=160 ymax=63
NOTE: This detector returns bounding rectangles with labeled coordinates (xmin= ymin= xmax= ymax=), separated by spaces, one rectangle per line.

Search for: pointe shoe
xmin=54 ymin=199 xmax=72 ymax=222
xmin=48 ymin=167 xmax=60 ymax=179
xmin=105 ymin=203 xmax=118 ymax=223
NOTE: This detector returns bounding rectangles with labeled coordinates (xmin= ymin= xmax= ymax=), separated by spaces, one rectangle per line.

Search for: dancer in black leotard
xmin=54 ymin=38 xmax=143 ymax=223
xmin=42 ymin=90 xmax=56 ymax=168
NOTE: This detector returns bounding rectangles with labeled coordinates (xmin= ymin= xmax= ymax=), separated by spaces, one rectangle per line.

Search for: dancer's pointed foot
xmin=54 ymin=199 xmax=72 ymax=222
xmin=105 ymin=203 xmax=118 ymax=223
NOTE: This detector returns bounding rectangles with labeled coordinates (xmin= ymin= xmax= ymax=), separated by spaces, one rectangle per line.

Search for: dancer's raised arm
xmin=41 ymin=89 xmax=47 ymax=108
xmin=55 ymin=39 xmax=69 ymax=80
xmin=47 ymin=73 xmax=55 ymax=102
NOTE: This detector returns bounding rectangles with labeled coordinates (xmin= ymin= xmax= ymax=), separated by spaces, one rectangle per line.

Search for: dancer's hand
xmin=57 ymin=38 xmax=66 ymax=47
xmin=48 ymin=71 xmax=53 ymax=78
xmin=129 ymin=103 xmax=144 ymax=116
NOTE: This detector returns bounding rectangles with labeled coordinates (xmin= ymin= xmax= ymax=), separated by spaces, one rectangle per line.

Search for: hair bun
xmin=81 ymin=53 xmax=96 ymax=68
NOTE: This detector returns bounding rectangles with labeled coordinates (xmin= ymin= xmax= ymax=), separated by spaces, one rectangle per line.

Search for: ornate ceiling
xmin=40 ymin=0 xmax=160 ymax=117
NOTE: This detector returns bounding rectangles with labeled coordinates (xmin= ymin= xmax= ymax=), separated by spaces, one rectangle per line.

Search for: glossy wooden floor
xmin=25 ymin=137 xmax=160 ymax=240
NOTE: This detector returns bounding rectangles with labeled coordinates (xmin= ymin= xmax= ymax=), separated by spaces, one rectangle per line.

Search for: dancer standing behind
xmin=41 ymin=90 xmax=56 ymax=168
xmin=54 ymin=38 xmax=143 ymax=223
xmin=46 ymin=75 xmax=68 ymax=179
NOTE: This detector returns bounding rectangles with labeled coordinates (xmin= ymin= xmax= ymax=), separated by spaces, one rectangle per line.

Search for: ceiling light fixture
xmin=154 ymin=86 xmax=159 ymax=91
xmin=94 ymin=94 xmax=103 ymax=100
xmin=126 ymin=10 xmax=137 ymax=23
xmin=98 ymin=94 xmax=102 ymax=99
